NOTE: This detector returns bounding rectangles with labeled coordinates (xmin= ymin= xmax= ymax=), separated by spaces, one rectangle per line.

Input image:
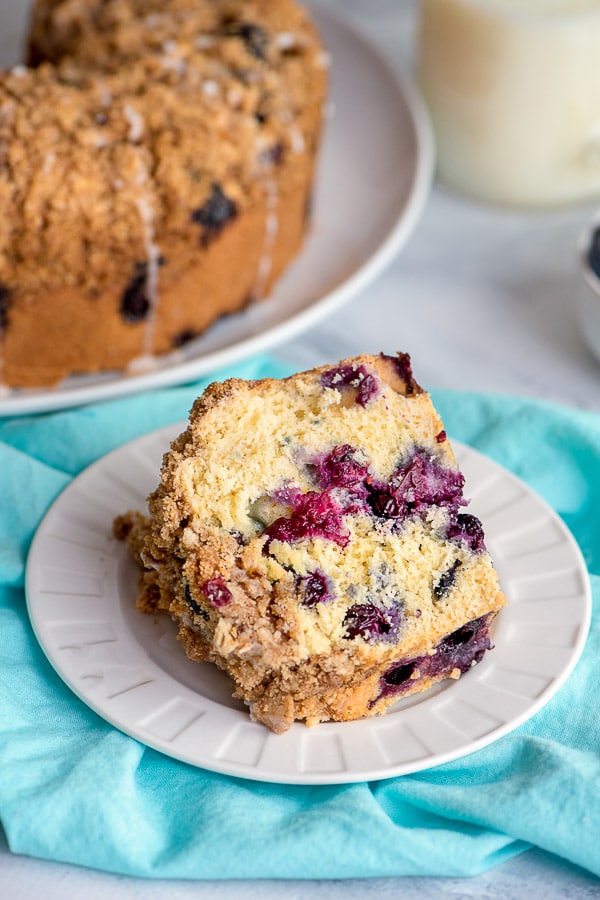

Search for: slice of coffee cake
xmin=115 ymin=353 xmax=506 ymax=733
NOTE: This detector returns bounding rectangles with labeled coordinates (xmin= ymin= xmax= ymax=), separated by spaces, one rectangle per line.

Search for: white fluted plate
xmin=26 ymin=426 xmax=591 ymax=784
xmin=0 ymin=3 xmax=433 ymax=416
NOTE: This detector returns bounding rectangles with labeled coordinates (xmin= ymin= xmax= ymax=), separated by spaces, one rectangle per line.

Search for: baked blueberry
xmin=447 ymin=513 xmax=486 ymax=553
xmin=222 ymin=22 xmax=269 ymax=61
xmin=379 ymin=614 xmax=492 ymax=700
xmin=433 ymin=559 xmax=462 ymax=600
xmin=310 ymin=444 xmax=370 ymax=492
xmin=185 ymin=583 xmax=208 ymax=618
xmin=172 ymin=329 xmax=198 ymax=348
xmin=380 ymin=351 xmax=419 ymax=395
xmin=191 ymin=183 xmax=238 ymax=246
xmin=0 ymin=284 xmax=11 ymax=331
xmin=321 ymin=364 xmax=380 ymax=407
xmin=203 ymin=577 xmax=232 ymax=607
xmin=265 ymin=490 xmax=349 ymax=548
xmin=344 ymin=600 xmax=403 ymax=643
xmin=367 ymin=449 xmax=465 ymax=522
xmin=258 ymin=141 xmax=285 ymax=167
xmin=299 ymin=570 xmax=332 ymax=607
xmin=120 ymin=264 xmax=151 ymax=322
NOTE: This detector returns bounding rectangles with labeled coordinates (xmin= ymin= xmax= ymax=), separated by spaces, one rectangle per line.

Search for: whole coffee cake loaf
xmin=0 ymin=0 xmax=326 ymax=388
xmin=116 ymin=353 xmax=507 ymax=733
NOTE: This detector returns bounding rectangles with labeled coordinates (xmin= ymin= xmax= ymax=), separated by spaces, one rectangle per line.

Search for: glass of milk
xmin=417 ymin=0 xmax=600 ymax=207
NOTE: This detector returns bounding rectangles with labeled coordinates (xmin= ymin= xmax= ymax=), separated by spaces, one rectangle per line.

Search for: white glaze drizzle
xmin=195 ymin=34 xmax=215 ymax=50
xmin=127 ymin=138 xmax=162 ymax=371
xmin=160 ymin=40 xmax=187 ymax=75
xmin=253 ymin=178 xmax=279 ymax=299
xmin=43 ymin=152 xmax=56 ymax=174
xmin=123 ymin=104 xmax=144 ymax=143
xmin=276 ymin=32 xmax=298 ymax=51
xmin=202 ymin=79 xmax=219 ymax=97
xmin=289 ymin=124 xmax=306 ymax=155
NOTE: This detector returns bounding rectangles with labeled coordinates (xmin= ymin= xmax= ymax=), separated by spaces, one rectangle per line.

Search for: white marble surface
xmin=2 ymin=1 xmax=599 ymax=897
xmin=1 ymin=828 xmax=599 ymax=900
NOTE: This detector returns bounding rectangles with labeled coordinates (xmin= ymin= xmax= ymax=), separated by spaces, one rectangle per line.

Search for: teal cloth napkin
xmin=0 ymin=354 xmax=598 ymax=880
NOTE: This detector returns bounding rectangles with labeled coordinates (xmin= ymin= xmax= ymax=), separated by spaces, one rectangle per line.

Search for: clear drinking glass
xmin=417 ymin=0 xmax=600 ymax=207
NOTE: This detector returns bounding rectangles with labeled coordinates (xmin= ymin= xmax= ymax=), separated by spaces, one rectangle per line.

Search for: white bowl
xmin=577 ymin=217 xmax=600 ymax=365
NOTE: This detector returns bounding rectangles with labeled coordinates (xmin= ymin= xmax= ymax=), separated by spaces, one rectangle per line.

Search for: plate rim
xmin=25 ymin=425 xmax=592 ymax=785
xmin=0 ymin=4 xmax=435 ymax=417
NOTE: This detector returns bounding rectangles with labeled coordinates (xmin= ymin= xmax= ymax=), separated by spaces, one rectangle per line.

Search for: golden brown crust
xmin=1 ymin=178 xmax=311 ymax=386
xmin=0 ymin=0 xmax=327 ymax=386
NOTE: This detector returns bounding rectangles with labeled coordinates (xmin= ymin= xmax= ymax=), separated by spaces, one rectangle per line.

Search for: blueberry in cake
xmin=0 ymin=0 xmax=326 ymax=387
xmin=115 ymin=353 xmax=506 ymax=733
